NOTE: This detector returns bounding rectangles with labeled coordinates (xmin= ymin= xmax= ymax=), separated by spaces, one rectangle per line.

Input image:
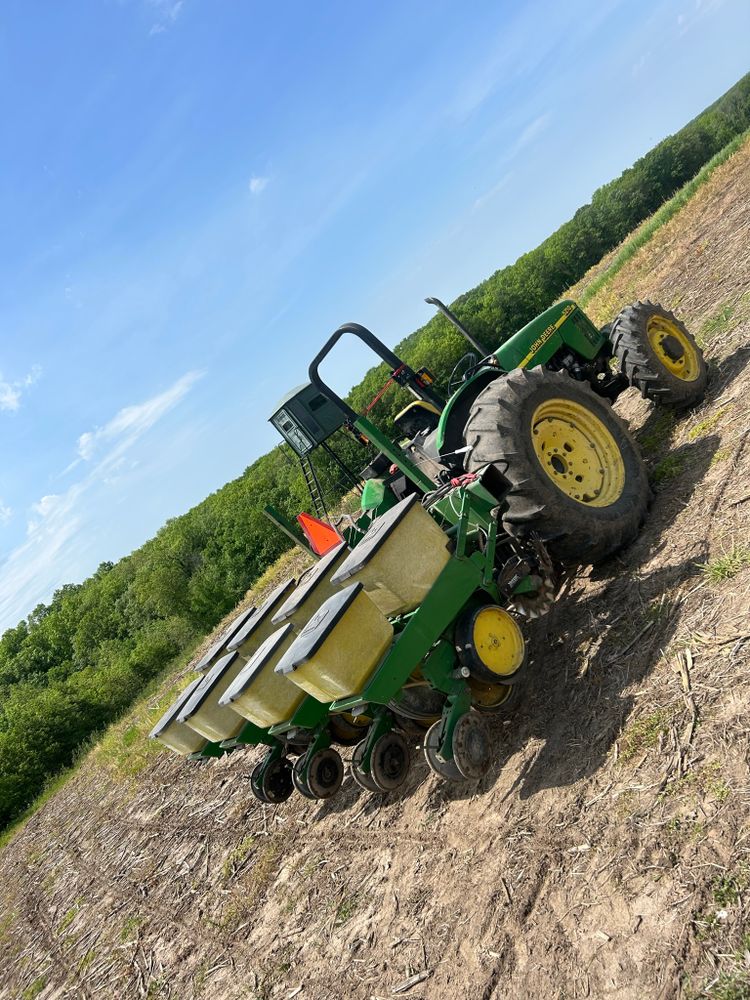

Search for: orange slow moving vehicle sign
xmin=297 ymin=513 xmax=344 ymax=556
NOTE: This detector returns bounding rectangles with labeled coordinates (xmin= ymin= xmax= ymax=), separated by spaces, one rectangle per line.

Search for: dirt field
xmin=1 ymin=139 xmax=749 ymax=1000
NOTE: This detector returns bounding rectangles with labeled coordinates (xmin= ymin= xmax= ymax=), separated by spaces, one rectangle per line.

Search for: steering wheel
xmin=448 ymin=352 xmax=478 ymax=395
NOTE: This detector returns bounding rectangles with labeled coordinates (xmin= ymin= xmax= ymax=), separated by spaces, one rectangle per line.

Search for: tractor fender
xmin=436 ymin=368 xmax=502 ymax=461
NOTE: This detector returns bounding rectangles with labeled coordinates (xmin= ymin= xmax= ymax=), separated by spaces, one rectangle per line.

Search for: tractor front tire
xmin=463 ymin=368 xmax=650 ymax=565
xmin=610 ymin=301 xmax=707 ymax=408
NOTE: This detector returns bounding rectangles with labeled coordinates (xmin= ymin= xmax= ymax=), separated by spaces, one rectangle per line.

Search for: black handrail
xmin=308 ymin=322 xmax=442 ymax=421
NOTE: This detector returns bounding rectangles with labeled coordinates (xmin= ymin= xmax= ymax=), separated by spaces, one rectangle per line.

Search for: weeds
xmin=710 ymin=447 xmax=732 ymax=466
xmin=120 ymin=915 xmax=143 ymax=941
xmin=57 ymin=903 xmax=80 ymax=934
xmin=651 ymin=454 xmax=685 ymax=487
xmin=699 ymin=544 xmax=750 ymax=583
xmin=618 ymin=711 xmax=670 ymax=765
xmin=221 ymin=835 xmax=256 ymax=879
xmin=699 ymin=303 xmax=735 ymax=347
xmin=638 ymin=409 xmax=676 ymax=455
xmin=713 ymin=865 xmax=750 ymax=908
xmin=687 ymin=408 xmax=726 ymax=441
xmin=21 ymin=978 xmax=46 ymax=1000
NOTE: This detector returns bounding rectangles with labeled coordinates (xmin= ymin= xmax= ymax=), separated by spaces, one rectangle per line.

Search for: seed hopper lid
xmin=271 ymin=542 xmax=349 ymax=624
xmin=227 ymin=576 xmax=297 ymax=651
xmin=195 ymin=603 xmax=256 ymax=672
xmin=149 ymin=677 xmax=203 ymax=738
xmin=331 ymin=494 xmax=420 ymax=584
xmin=275 ymin=582 xmax=363 ymax=674
xmin=177 ymin=651 xmax=241 ymax=721
xmin=221 ymin=624 xmax=296 ymax=704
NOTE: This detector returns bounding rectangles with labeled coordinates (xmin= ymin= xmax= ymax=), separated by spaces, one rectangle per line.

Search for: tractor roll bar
xmin=308 ymin=322 xmax=444 ymax=422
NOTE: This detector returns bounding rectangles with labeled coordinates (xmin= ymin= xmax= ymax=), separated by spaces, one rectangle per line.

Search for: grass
xmin=214 ymin=838 xmax=284 ymax=929
xmin=704 ymin=967 xmax=750 ymax=1000
xmin=713 ymin=865 xmax=750 ymax=908
xmin=120 ymin=915 xmax=143 ymax=942
xmin=710 ymin=447 xmax=732 ymax=466
xmin=579 ymin=129 xmax=750 ymax=309
xmin=333 ymin=893 xmax=360 ymax=926
xmin=618 ymin=710 xmax=670 ymax=765
xmin=698 ymin=290 xmax=750 ymax=349
xmin=699 ymin=303 xmax=736 ymax=347
xmin=651 ymin=454 xmax=685 ymax=487
xmin=57 ymin=902 xmax=81 ymax=934
xmin=687 ymin=408 xmax=727 ymax=442
xmin=0 ymin=756 xmax=92 ymax=854
xmin=0 ymin=910 xmax=15 ymax=941
xmin=638 ymin=409 xmax=677 ymax=456
xmin=699 ymin=544 xmax=750 ymax=583
xmin=21 ymin=978 xmax=46 ymax=1000
xmin=221 ymin=835 xmax=256 ymax=880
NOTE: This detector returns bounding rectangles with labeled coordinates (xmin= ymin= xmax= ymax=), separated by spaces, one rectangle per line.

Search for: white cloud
xmin=473 ymin=172 xmax=513 ymax=212
xmin=75 ymin=370 xmax=203 ymax=463
xmin=510 ymin=114 xmax=551 ymax=158
xmin=632 ymin=52 xmax=648 ymax=78
xmin=0 ymin=370 xmax=203 ymax=630
xmin=148 ymin=0 xmax=184 ymax=35
xmin=676 ymin=0 xmax=726 ymax=35
xmin=32 ymin=495 xmax=60 ymax=519
xmin=0 ymin=365 xmax=42 ymax=413
xmin=249 ymin=176 xmax=269 ymax=195
xmin=0 ymin=502 xmax=12 ymax=526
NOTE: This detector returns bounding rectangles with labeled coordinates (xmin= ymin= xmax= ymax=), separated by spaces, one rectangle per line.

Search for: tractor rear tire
xmin=463 ymin=368 xmax=650 ymax=565
xmin=610 ymin=301 xmax=707 ymax=408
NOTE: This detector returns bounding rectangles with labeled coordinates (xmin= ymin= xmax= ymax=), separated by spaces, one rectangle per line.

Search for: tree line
xmin=1 ymin=72 xmax=749 ymax=830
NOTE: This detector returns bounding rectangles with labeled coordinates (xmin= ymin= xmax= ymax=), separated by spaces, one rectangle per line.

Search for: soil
xmin=1 ymin=140 xmax=749 ymax=1000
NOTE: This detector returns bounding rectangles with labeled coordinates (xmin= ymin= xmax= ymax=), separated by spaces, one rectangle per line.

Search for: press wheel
xmin=452 ymin=712 xmax=491 ymax=779
xmin=370 ymin=731 xmax=410 ymax=792
xmin=250 ymin=759 xmax=269 ymax=802
xmin=259 ymin=757 xmax=293 ymax=804
xmin=455 ymin=605 xmax=525 ymax=685
xmin=469 ymin=677 xmax=522 ymax=715
xmin=351 ymin=739 xmax=381 ymax=793
xmin=423 ymin=721 xmax=463 ymax=782
xmin=306 ymin=748 xmax=344 ymax=800
xmin=292 ymin=755 xmax=315 ymax=800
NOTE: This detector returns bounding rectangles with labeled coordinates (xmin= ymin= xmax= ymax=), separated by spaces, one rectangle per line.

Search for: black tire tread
xmin=463 ymin=368 xmax=650 ymax=565
xmin=610 ymin=300 xmax=707 ymax=408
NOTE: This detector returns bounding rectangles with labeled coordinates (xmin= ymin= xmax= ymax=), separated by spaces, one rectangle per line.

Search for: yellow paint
xmin=646 ymin=315 xmax=701 ymax=381
xmin=282 ymin=588 xmax=394 ymax=703
xmin=531 ymin=398 xmax=625 ymax=507
xmin=395 ymin=400 xmax=441 ymax=421
xmin=468 ymin=678 xmax=514 ymax=709
xmin=518 ymin=303 xmax=577 ymax=368
xmin=470 ymin=606 xmax=525 ymax=677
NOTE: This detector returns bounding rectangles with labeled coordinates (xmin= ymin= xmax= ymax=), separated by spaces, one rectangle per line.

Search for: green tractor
xmin=152 ymin=295 xmax=707 ymax=799
xmin=274 ymin=296 xmax=707 ymax=569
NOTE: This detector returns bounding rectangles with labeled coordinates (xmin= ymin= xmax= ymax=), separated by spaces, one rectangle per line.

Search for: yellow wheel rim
xmin=646 ymin=315 xmax=700 ymax=382
xmin=471 ymin=607 xmax=524 ymax=678
xmin=342 ymin=712 xmax=370 ymax=729
xmin=468 ymin=678 xmax=513 ymax=709
xmin=531 ymin=398 xmax=625 ymax=507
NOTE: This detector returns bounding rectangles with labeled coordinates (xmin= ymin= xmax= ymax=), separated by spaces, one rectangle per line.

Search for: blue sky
xmin=1 ymin=0 xmax=748 ymax=631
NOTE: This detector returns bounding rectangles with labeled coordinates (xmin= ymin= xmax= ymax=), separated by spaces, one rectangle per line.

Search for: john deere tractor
xmin=273 ymin=296 xmax=707 ymax=568
xmin=152 ymin=295 xmax=706 ymax=800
